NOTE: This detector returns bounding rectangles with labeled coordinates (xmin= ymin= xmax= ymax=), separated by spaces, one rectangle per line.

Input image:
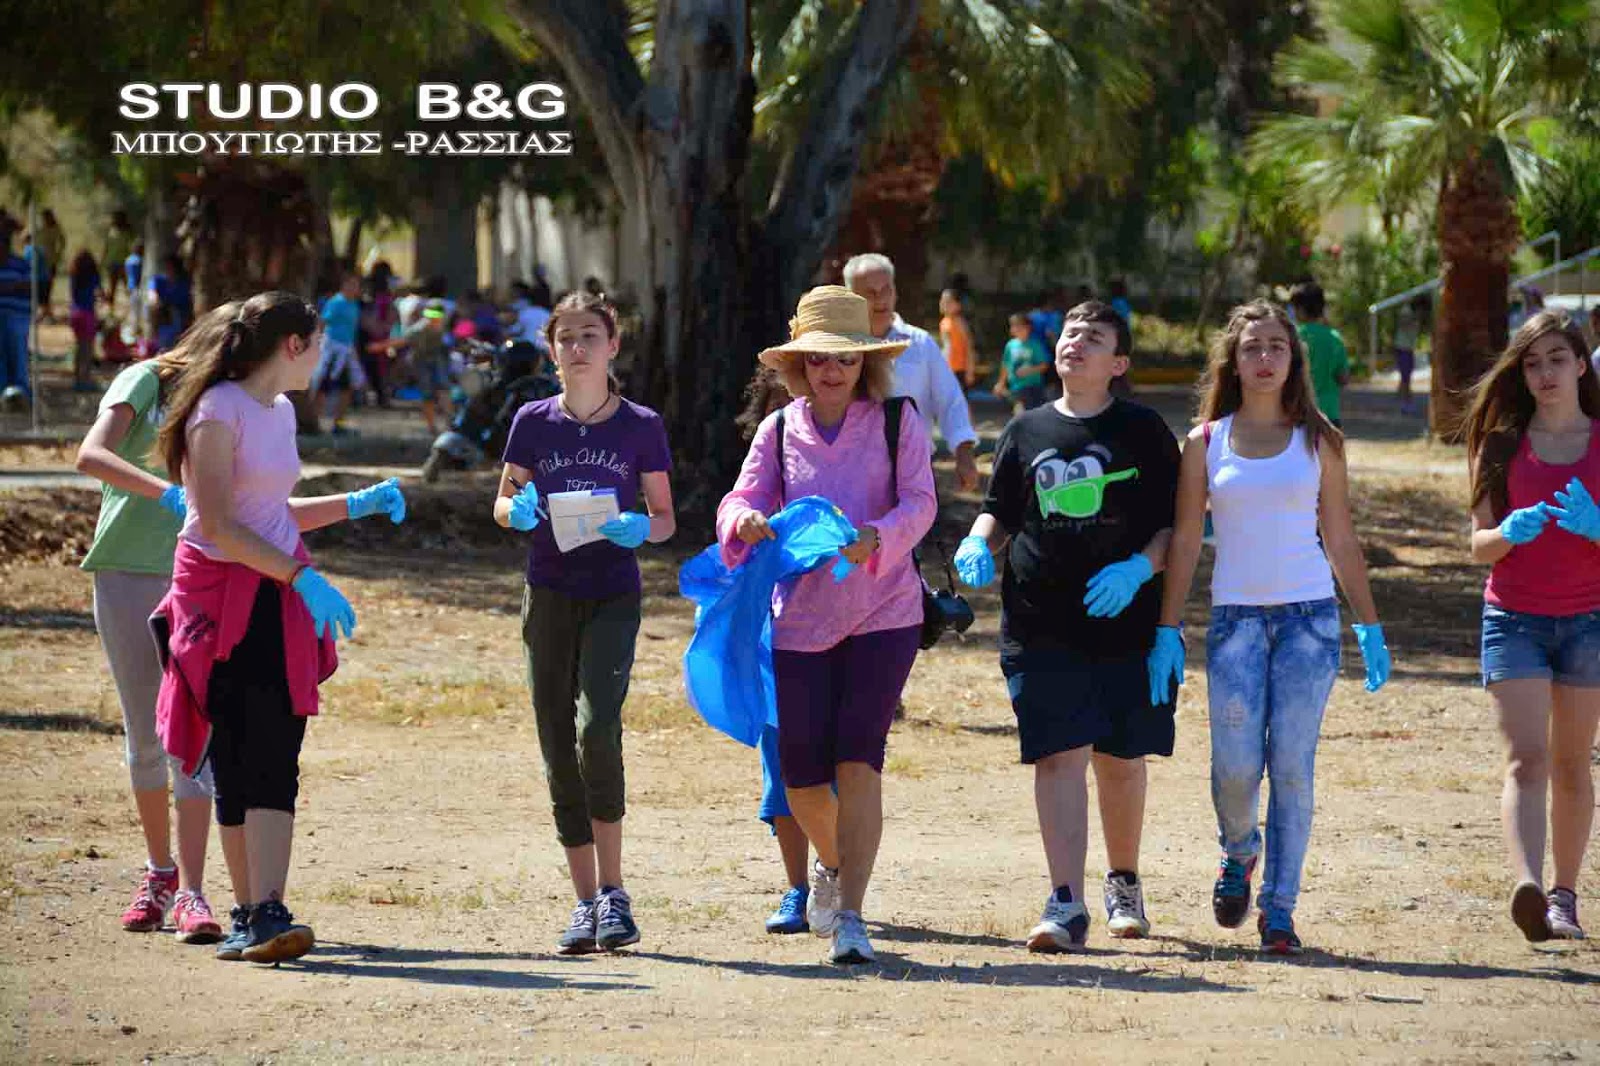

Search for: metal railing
xmin=1364 ymin=230 xmax=1571 ymax=366
xmin=1511 ymin=245 xmax=1600 ymax=312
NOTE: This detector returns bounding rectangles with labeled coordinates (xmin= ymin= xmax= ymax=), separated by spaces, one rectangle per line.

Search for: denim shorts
xmin=1481 ymin=604 xmax=1600 ymax=688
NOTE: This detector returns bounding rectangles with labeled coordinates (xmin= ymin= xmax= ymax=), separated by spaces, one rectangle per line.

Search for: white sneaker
xmin=830 ymin=910 xmax=876 ymax=965
xmin=806 ymin=860 xmax=841 ymax=937
xmin=1026 ymin=891 xmax=1089 ymax=953
xmin=1103 ymin=872 xmax=1150 ymax=939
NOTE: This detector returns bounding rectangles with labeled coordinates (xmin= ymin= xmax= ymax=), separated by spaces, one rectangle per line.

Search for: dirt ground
xmin=2 ymin=382 xmax=1598 ymax=1064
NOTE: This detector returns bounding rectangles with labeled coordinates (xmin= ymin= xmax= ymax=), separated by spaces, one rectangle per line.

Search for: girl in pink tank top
xmin=1464 ymin=309 xmax=1600 ymax=942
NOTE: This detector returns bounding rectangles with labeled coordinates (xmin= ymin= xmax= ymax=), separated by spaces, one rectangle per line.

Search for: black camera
xmin=917 ymin=541 xmax=976 ymax=650
xmin=920 ymin=583 xmax=975 ymax=650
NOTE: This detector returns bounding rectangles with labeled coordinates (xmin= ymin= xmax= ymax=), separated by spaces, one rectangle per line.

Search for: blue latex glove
xmin=158 ymin=484 xmax=187 ymax=520
xmin=1550 ymin=478 xmax=1600 ymax=540
xmin=1498 ymin=502 xmax=1552 ymax=545
xmin=954 ymin=534 xmax=995 ymax=588
xmin=598 ymin=511 xmax=651 ymax=549
xmin=291 ymin=567 xmax=357 ymax=641
xmin=1352 ymin=623 xmax=1391 ymax=693
xmin=507 ymin=483 xmax=542 ymax=531
xmin=1083 ymin=553 xmax=1154 ymax=618
xmin=1147 ymin=626 xmax=1184 ymax=706
xmin=346 ymin=477 xmax=406 ymax=524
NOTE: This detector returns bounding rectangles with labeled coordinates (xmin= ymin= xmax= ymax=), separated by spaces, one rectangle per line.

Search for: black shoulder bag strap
xmin=774 ymin=409 xmax=786 ymax=504
xmin=882 ymin=397 xmax=956 ymax=592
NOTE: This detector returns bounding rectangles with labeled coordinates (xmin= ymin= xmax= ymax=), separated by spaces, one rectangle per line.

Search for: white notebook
xmin=547 ymin=488 xmax=621 ymax=553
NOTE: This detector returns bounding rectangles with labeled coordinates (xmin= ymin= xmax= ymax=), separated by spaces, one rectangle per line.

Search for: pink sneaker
xmin=172 ymin=889 xmax=223 ymax=944
xmin=120 ymin=866 xmax=178 ymax=932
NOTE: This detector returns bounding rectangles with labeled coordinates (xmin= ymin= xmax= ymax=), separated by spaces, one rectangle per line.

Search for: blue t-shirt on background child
xmin=321 ymin=292 xmax=361 ymax=347
xmin=501 ymin=396 xmax=672 ymax=601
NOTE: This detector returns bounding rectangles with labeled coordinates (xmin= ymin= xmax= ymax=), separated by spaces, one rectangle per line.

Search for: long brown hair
xmin=156 ymin=291 xmax=317 ymax=477
xmin=1464 ymin=308 xmax=1600 ymax=519
xmin=148 ymin=301 xmax=242 ymax=406
xmin=1196 ymin=299 xmax=1342 ymax=456
xmin=546 ymin=290 xmax=621 ymax=394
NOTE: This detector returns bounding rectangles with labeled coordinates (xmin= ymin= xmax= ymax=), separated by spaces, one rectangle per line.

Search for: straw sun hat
xmin=757 ymin=285 xmax=909 ymax=369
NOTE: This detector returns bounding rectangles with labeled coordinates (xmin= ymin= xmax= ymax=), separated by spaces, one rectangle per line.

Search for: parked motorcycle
xmin=421 ymin=340 xmax=559 ymax=482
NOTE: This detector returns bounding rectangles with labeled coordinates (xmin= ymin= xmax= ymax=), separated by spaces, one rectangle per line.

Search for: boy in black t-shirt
xmin=953 ymin=301 xmax=1180 ymax=952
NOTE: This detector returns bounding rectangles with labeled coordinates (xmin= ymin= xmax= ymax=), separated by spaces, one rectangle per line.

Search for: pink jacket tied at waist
xmin=152 ymin=540 xmax=338 ymax=776
xmin=717 ymin=398 xmax=937 ymax=652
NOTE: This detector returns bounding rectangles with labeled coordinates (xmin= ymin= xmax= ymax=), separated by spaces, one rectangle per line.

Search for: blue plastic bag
xmin=679 ymin=495 xmax=858 ymax=747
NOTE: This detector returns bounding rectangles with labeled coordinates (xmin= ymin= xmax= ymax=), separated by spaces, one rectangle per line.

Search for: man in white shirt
xmin=843 ymin=253 xmax=980 ymax=491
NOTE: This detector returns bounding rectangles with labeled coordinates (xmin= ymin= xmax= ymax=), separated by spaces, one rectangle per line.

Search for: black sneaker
xmin=1258 ymin=910 xmax=1304 ymax=956
xmin=595 ymin=886 xmax=640 ymax=951
xmin=215 ymin=904 xmax=252 ymax=961
xmin=240 ymin=901 xmax=315 ymax=964
xmin=1213 ymin=855 xmax=1257 ymax=929
xmin=557 ymin=898 xmax=598 ymax=955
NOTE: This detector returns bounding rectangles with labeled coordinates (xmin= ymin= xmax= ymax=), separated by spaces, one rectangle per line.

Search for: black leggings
xmin=206 ymin=582 xmax=307 ymax=827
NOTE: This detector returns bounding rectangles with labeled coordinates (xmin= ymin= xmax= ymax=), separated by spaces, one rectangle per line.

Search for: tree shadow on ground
xmin=1145 ymin=936 xmax=1600 ymax=984
xmin=632 ymin=942 xmax=1248 ymax=993
xmin=294 ymin=942 xmax=650 ymax=992
xmin=0 ymin=711 xmax=121 ymax=735
xmin=0 ymin=608 xmax=94 ymax=630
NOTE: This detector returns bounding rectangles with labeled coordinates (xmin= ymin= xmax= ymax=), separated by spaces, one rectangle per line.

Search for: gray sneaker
xmin=806 ymin=860 xmax=841 ymax=937
xmin=1103 ymin=872 xmax=1150 ymax=939
xmin=829 ymin=910 xmax=876 ymax=965
xmin=1547 ymin=888 xmax=1584 ymax=940
xmin=1027 ymin=889 xmax=1089 ymax=953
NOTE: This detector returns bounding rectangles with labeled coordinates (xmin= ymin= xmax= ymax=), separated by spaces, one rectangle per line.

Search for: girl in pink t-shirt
xmin=1465 ymin=309 xmax=1600 ymax=943
xmin=154 ymin=290 xmax=407 ymax=964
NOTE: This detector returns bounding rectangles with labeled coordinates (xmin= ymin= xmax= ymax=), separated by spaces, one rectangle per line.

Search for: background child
xmin=939 ymin=288 xmax=977 ymax=389
xmin=996 ymin=312 xmax=1051 ymax=413
xmin=67 ymin=250 xmax=100 ymax=391
xmin=734 ymin=366 xmax=814 ymax=934
xmin=313 ymin=271 xmax=368 ymax=434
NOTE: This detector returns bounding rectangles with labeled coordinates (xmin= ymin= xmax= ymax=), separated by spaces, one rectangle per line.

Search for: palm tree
xmin=1252 ymin=0 xmax=1600 ymax=440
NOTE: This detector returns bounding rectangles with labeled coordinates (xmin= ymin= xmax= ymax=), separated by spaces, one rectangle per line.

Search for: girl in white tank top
xmin=1147 ymin=300 xmax=1391 ymax=956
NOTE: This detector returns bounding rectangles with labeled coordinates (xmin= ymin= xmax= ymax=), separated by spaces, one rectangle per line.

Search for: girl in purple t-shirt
xmin=493 ymin=291 xmax=675 ymax=956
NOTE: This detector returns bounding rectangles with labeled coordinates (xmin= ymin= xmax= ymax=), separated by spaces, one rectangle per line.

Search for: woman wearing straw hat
xmin=716 ymin=285 xmax=937 ymax=965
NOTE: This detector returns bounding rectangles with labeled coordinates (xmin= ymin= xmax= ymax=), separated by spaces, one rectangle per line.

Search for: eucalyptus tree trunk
xmin=513 ymin=0 xmax=919 ymax=520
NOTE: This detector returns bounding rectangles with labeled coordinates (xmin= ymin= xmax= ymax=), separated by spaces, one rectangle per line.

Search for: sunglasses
xmin=803 ymin=352 xmax=863 ymax=368
xmin=1038 ymin=468 xmax=1139 ymax=519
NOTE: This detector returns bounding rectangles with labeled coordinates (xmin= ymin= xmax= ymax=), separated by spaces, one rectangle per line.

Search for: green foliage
xmin=1520 ymin=134 xmax=1600 ymax=257
xmin=1255 ymin=0 xmax=1600 ymax=222
xmin=1320 ymin=230 xmax=1440 ymax=355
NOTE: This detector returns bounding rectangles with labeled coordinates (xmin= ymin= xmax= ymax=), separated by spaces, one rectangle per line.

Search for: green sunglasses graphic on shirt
xmin=1038 ymin=467 xmax=1139 ymax=519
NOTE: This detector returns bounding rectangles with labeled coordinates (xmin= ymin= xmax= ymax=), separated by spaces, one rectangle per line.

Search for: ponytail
xmin=155 ymin=290 xmax=317 ymax=477
xmin=150 ymin=301 xmax=243 ymax=408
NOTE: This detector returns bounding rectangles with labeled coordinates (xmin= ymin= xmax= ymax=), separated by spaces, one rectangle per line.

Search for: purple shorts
xmin=772 ymin=625 xmax=921 ymax=788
